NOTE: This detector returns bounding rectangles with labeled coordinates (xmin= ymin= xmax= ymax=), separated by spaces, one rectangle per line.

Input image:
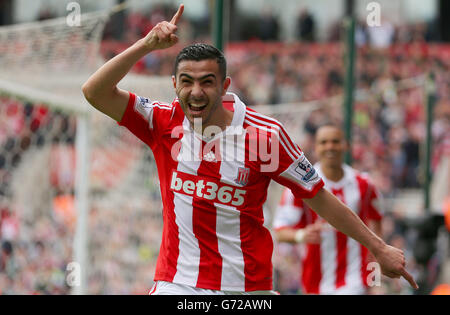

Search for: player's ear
xmin=172 ymin=75 xmax=177 ymax=89
xmin=222 ymin=76 xmax=231 ymax=96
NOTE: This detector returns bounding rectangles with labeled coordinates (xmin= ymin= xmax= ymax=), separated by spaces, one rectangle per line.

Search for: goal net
xmin=0 ymin=5 xmax=173 ymax=294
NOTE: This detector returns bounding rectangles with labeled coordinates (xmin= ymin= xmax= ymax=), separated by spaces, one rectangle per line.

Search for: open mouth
xmin=323 ymin=151 xmax=339 ymax=159
xmin=188 ymin=103 xmax=208 ymax=113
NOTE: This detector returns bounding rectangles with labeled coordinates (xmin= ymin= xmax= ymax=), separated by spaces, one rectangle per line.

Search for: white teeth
xmin=190 ymin=103 xmax=206 ymax=108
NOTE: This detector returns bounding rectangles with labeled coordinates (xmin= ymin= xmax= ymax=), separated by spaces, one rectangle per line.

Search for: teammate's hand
xmin=374 ymin=244 xmax=419 ymax=290
xmin=142 ymin=4 xmax=184 ymax=51
xmin=303 ymin=222 xmax=322 ymax=244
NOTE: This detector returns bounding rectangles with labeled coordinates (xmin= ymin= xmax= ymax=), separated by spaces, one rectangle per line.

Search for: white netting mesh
xmin=0 ymin=6 xmax=173 ymax=294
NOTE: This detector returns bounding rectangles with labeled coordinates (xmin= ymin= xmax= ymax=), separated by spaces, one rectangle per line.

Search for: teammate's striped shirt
xmin=119 ymin=92 xmax=324 ymax=291
xmin=273 ymin=163 xmax=383 ymax=294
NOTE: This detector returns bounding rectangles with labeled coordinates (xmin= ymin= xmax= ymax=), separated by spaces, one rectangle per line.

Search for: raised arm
xmin=81 ymin=4 xmax=184 ymax=121
xmin=304 ymin=187 xmax=419 ymax=290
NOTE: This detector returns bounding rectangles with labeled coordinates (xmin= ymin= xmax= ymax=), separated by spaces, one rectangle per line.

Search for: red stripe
xmin=301 ymin=208 xmax=321 ymax=294
xmin=360 ymin=244 xmax=370 ymax=287
xmin=117 ymin=92 xmax=137 ymax=126
xmin=332 ymin=188 xmax=348 ymax=289
xmin=335 ymin=231 xmax=348 ymax=288
xmin=154 ymin=188 xmax=179 ymax=282
xmin=153 ymin=115 xmax=183 ymax=283
xmin=355 ymin=174 xmax=376 ymax=287
xmin=302 ymin=244 xmax=322 ymax=294
xmin=240 ymin=211 xmax=273 ymax=291
xmin=148 ymin=282 xmax=158 ymax=295
xmin=238 ymin=124 xmax=273 ymax=291
xmin=192 ymin=140 xmax=223 ymax=290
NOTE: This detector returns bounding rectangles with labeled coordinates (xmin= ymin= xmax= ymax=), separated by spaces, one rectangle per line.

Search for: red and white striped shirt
xmin=119 ymin=92 xmax=324 ymax=292
xmin=273 ymin=164 xmax=383 ymax=294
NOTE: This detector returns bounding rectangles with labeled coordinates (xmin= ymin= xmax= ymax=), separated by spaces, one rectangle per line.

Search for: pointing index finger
xmin=170 ymin=4 xmax=184 ymax=25
xmin=400 ymin=268 xmax=419 ymax=290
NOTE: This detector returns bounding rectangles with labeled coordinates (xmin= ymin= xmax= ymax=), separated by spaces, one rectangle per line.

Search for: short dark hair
xmin=174 ymin=43 xmax=227 ymax=81
xmin=314 ymin=122 xmax=346 ymax=140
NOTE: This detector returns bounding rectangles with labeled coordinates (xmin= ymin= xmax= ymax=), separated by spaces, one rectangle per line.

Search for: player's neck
xmin=192 ymin=104 xmax=234 ymax=136
xmin=320 ymin=164 xmax=344 ymax=182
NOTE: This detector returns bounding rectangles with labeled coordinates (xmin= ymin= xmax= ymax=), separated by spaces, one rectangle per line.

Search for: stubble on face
xmin=174 ymin=59 xmax=230 ymax=132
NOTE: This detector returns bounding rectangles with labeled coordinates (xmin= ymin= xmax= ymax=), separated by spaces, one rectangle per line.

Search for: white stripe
xmin=215 ymin=203 xmax=246 ymax=291
xmin=149 ymin=107 xmax=154 ymax=129
xmin=216 ymin=130 xmax=246 ymax=290
xmin=172 ymin=122 xmax=202 ymax=286
xmin=273 ymin=204 xmax=301 ymax=229
xmin=172 ymin=193 xmax=199 ymax=286
xmin=245 ymin=110 xmax=302 ymax=156
xmin=152 ymin=100 xmax=172 ymax=106
xmin=319 ymin=226 xmax=337 ymax=294
xmin=345 ymin=238 xmax=364 ymax=291
xmin=244 ymin=118 xmax=297 ymax=162
xmin=343 ymin=177 xmax=364 ymax=290
xmin=133 ymin=98 xmax=172 ymax=129
xmin=152 ymin=104 xmax=172 ymax=110
xmin=273 ymin=186 xmax=301 ymax=229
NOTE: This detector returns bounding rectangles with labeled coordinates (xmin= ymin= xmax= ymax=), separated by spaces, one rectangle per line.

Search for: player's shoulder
xmin=139 ymin=95 xmax=180 ymax=116
xmin=243 ymin=106 xmax=293 ymax=143
xmin=133 ymin=94 xmax=182 ymax=128
xmin=345 ymin=165 xmax=377 ymax=189
xmin=136 ymin=95 xmax=175 ymax=111
xmin=244 ymin=106 xmax=286 ymax=129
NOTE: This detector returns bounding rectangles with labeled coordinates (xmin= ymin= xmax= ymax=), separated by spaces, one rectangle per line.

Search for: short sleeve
xmin=265 ymin=123 xmax=324 ymax=199
xmin=118 ymin=92 xmax=173 ymax=148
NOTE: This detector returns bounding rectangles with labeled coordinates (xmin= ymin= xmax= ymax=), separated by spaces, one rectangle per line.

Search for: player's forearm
xmin=274 ymin=228 xmax=299 ymax=244
xmin=304 ymin=188 xmax=386 ymax=255
xmin=82 ymin=39 xmax=152 ymax=101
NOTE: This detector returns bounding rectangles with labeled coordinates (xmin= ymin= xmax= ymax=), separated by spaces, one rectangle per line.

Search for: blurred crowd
xmin=0 ymin=98 xmax=75 ymax=294
xmin=101 ymin=40 xmax=450 ymax=196
xmin=0 ymin=4 xmax=449 ymax=295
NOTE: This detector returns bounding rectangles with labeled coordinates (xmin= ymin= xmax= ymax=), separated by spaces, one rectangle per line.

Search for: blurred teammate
xmin=274 ymin=124 xmax=384 ymax=294
xmin=82 ymin=4 xmax=417 ymax=294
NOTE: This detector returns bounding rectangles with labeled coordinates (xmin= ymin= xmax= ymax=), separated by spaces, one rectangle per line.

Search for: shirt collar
xmin=314 ymin=162 xmax=355 ymax=187
xmin=182 ymin=92 xmax=247 ymax=137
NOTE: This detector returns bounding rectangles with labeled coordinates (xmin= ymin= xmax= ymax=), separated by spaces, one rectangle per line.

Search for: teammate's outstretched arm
xmin=304 ymin=187 xmax=419 ymax=290
xmin=82 ymin=4 xmax=184 ymax=121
